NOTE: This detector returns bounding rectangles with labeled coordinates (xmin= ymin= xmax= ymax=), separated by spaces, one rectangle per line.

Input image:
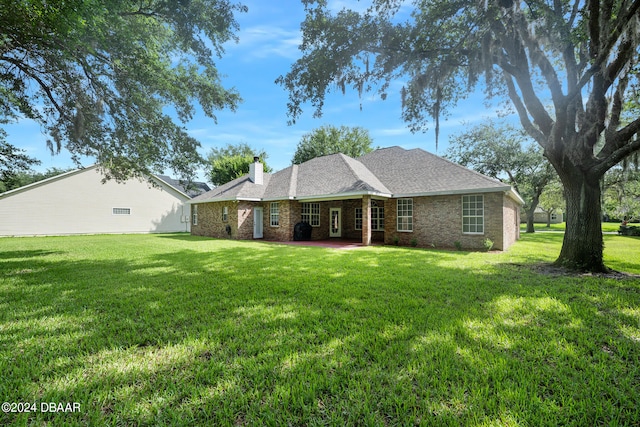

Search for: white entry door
xmin=253 ymin=207 xmax=264 ymax=239
xmin=329 ymin=208 xmax=342 ymax=237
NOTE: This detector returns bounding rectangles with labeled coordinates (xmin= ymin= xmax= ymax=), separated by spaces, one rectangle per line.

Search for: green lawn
xmin=520 ymin=221 xmax=623 ymax=233
xmin=1 ymin=233 xmax=639 ymax=426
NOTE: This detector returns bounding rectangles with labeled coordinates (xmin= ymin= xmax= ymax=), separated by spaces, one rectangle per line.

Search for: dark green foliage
xmin=0 ymin=0 xmax=246 ymax=182
xmin=207 ymin=143 xmax=272 ymax=186
xmin=292 ymin=125 xmax=375 ymax=164
xmin=619 ymin=225 xmax=640 ymax=236
xmin=0 ymin=137 xmax=41 ymax=192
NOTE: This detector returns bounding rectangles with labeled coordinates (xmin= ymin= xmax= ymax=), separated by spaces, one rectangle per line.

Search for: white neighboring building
xmin=0 ymin=165 xmax=203 ymax=236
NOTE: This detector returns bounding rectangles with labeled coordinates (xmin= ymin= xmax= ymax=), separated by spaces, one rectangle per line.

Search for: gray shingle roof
xmin=358 ymin=147 xmax=511 ymax=195
xmin=192 ymin=146 xmax=516 ymax=203
xmin=190 ymin=174 xmax=271 ymax=202
xmin=155 ymin=175 xmax=211 ymax=198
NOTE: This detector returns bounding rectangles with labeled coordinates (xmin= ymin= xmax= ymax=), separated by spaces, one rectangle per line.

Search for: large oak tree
xmin=1 ymin=0 xmax=245 ymax=182
xmin=278 ymin=0 xmax=640 ymax=271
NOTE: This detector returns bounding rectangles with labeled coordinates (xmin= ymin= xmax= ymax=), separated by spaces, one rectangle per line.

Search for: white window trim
xmin=112 ymin=207 xmax=131 ymax=215
xmin=462 ymin=195 xmax=484 ymax=235
xmin=371 ymin=206 xmax=384 ymax=231
xmin=192 ymin=205 xmax=198 ymax=225
xmin=397 ymin=198 xmax=413 ymax=232
xmin=355 ymin=206 xmax=384 ymax=231
xmin=270 ymin=202 xmax=280 ymax=227
xmin=301 ymin=202 xmax=320 ymax=227
xmin=222 ymin=206 xmax=229 ymax=222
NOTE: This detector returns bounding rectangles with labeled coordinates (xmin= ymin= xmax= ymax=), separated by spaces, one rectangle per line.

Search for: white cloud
xmin=229 ymin=25 xmax=302 ymax=61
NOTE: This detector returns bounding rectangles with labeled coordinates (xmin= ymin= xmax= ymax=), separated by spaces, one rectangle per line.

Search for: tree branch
xmin=502 ymin=71 xmax=547 ymax=147
xmin=0 ymin=55 xmax=65 ymax=118
xmin=593 ymin=130 xmax=640 ymax=176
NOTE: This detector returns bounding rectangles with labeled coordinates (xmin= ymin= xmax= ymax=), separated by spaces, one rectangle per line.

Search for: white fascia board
xmin=294 ymin=191 xmax=392 ymax=202
xmin=506 ymin=188 xmax=525 ymax=205
xmin=186 ymin=196 xmax=239 ymax=204
xmin=262 ymin=196 xmax=295 ymax=202
xmin=392 ymin=186 xmax=512 ymax=199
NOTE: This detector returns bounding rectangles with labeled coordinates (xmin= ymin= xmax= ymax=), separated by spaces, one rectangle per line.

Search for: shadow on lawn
xmin=1 ymin=242 xmax=639 ymax=426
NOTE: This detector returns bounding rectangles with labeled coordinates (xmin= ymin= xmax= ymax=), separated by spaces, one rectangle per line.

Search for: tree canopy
xmin=292 ymin=125 xmax=375 ymax=164
xmin=279 ymin=0 xmax=640 ymax=271
xmin=0 ymin=0 xmax=246 ymax=182
xmin=206 ymin=143 xmax=272 ymax=186
xmin=446 ymin=121 xmax=556 ymax=233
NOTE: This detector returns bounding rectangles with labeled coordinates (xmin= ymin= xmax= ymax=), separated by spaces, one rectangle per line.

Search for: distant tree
xmin=0 ymin=1 xmax=245 ymax=182
xmin=602 ymin=167 xmax=640 ymax=221
xmin=538 ymin=181 xmax=566 ymax=228
xmin=292 ymin=125 xmax=375 ymax=164
xmin=0 ymin=133 xmax=41 ymax=192
xmin=446 ymin=122 xmax=556 ymax=233
xmin=207 ymin=143 xmax=272 ymax=186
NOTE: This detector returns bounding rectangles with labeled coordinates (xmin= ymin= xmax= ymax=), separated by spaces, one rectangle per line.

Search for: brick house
xmin=190 ymin=146 xmax=523 ymax=250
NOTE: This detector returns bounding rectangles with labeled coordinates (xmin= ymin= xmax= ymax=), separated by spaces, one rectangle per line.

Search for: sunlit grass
xmin=520 ymin=221 xmax=624 ymax=233
xmin=0 ymin=233 xmax=639 ymax=426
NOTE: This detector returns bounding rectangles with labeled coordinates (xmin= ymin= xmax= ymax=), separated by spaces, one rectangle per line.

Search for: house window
xmin=355 ymin=205 xmax=384 ymax=231
xmin=270 ymin=202 xmax=279 ymax=227
xmin=301 ymin=203 xmax=320 ymax=227
xmin=462 ymin=195 xmax=484 ymax=234
xmin=551 ymin=213 xmax=558 ymax=221
xmin=371 ymin=204 xmax=385 ymax=231
xmin=355 ymin=208 xmax=363 ymax=230
xmin=192 ymin=205 xmax=198 ymax=225
xmin=222 ymin=206 xmax=229 ymax=222
xmin=112 ymin=208 xmax=131 ymax=215
xmin=397 ymin=199 xmax=413 ymax=232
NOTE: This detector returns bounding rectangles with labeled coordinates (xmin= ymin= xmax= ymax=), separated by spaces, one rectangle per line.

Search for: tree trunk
xmin=525 ymin=195 xmax=539 ymax=233
xmin=546 ymin=212 xmax=551 ymax=228
xmin=556 ymin=172 xmax=607 ymax=272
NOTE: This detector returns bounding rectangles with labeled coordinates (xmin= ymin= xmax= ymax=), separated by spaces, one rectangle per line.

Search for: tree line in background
xmin=204 ymin=125 xmax=374 ymax=186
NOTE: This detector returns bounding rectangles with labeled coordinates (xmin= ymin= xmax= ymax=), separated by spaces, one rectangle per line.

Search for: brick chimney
xmin=249 ymin=156 xmax=263 ymax=185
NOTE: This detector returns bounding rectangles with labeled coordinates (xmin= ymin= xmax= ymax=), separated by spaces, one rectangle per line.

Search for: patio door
xmin=253 ymin=207 xmax=263 ymax=239
xmin=329 ymin=208 xmax=341 ymax=237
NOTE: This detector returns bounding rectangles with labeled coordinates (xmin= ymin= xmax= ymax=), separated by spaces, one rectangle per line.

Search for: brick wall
xmin=502 ymin=196 xmax=521 ymax=250
xmin=192 ymin=193 xmax=520 ymax=250
xmin=191 ymin=201 xmax=238 ymax=239
xmin=263 ymin=200 xmax=294 ymax=241
xmin=384 ymin=192 xmax=515 ymax=250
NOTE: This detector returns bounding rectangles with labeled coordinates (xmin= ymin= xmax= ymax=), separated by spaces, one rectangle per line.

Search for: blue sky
xmin=5 ymin=0 xmax=507 ymax=183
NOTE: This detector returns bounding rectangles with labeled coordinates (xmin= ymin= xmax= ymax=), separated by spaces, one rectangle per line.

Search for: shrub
xmin=483 ymin=238 xmax=494 ymax=252
xmin=619 ymin=225 xmax=640 ymax=236
xmin=410 ymin=238 xmax=418 ymax=247
xmin=454 ymin=241 xmax=462 ymax=251
xmin=393 ymin=236 xmax=400 ymax=245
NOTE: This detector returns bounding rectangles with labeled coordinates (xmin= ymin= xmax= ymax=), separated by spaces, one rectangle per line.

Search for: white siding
xmin=0 ymin=167 xmax=191 ymax=236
